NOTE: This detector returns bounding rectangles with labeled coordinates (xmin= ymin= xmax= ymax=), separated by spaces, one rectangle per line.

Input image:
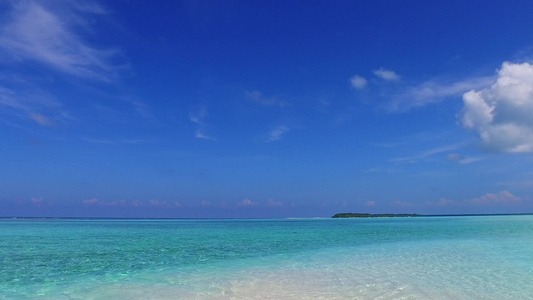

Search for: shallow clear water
xmin=1 ymin=216 xmax=532 ymax=299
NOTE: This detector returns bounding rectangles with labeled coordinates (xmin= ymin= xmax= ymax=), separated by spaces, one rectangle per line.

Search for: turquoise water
xmin=1 ymin=216 xmax=532 ymax=299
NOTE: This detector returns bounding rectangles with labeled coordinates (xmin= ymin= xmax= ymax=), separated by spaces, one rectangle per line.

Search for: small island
xmin=332 ymin=213 xmax=422 ymax=218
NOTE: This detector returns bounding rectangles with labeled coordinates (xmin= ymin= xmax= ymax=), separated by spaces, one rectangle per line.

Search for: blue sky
xmin=1 ymin=0 xmax=533 ymax=218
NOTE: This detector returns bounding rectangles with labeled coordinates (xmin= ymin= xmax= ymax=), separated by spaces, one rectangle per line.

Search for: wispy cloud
xmin=0 ymin=85 xmax=71 ymax=127
xmin=128 ymin=98 xmax=152 ymax=118
xmin=195 ymin=131 xmax=216 ymax=141
xmin=82 ymin=137 xmax=155 ymax=145
xmin=0 ymin=1 xmax=121 ymax=81
xmin=266 ymin=199 xmax=283 ymax=207
xmin=263 ymin=125 xmax=290 ymax=143
xmin=189 ymin=111 xmax=204 ymax=126
xmin=0 ymin=1 xmax=140 ymax=128
xmin=0 ymin=86 xmax=26 ymax=112
xmin=245 ymin=90 xmax=286 ymax=107
xmin=386 ymin=75 xmax=495 ymax=112
xmin=446 ymin=153 xmax=483 ymax=165
xmin=30 ymin=112 xmax=55 ymax=127
xmin=373 ymin=68 xmax=400 ymax=81
xmin=189 ymin=107 xmax=215 ymax=140
xmin=390 ymin=144 xmax=462 ymax=164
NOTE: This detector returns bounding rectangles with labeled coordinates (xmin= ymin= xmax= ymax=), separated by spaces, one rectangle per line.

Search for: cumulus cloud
xmin=148 ymin=199 xmax=182 ymax=208
xmin=365 ymin=201 xmax=376 ymax=206
xmin=239 ymin=198 xmax=258 ymax=207
xmin=459 ymin=62 xmax=533 ymax=152
xmin=0 ymin=1 xmax=120 ymax=81
xmin=350 ymin=75 xmax=367 ymax=89
xmin=468 ymin=190 xmax=521 ymax=206
xmin=373 ymin=68 xmax=400 ymax=81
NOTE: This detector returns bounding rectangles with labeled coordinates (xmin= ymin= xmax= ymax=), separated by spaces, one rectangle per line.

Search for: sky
xmin=1 ymin=0 xmax=533 ymax=218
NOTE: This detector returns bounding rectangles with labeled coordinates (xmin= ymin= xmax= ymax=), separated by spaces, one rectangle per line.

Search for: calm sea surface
xmin=1 ymin=215 xmax=532 ymax=299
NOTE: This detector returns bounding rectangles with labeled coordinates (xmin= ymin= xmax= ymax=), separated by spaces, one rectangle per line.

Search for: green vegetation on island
xmin=332 ymin=213 xmax=422 ymax=218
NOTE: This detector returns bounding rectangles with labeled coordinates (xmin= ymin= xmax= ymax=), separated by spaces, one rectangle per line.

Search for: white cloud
xmin=195 ymin=130 xmax=216 ymax=141
xmin=266 ymin=199 xmax=283 ymax=207
xmin=468 ymin=190 xmax=521 ymax=206
xmin=446 ymin=153 xmax=482 ymax=165
xmin=83 ymin=198 xmax=100 ymax=205
xmin=129 ymin=99 xmax=152 ymax=118
xmin=391 ymin=200 xmax=414 ymax=207
xmin=0 ymin=2 xmax=141 ymax=128
xmin=387 ymin=76 xmax=494 ymax=112
xmin=239 ymin=198 xmax=258 ymax=207
xmin=373 ymin=68 xmax=400 ymax=81
xmin=190 ymin=107 xmax=215 ymax=140
xmin=395 ymin=190 xmax=522 ymax=209
xmin=148 ymin=199 xmax=181 ymax=208
xmin=245 ymin=90 xmax=285 ymax=107
xmin=365 ymin=201 xmax=375 ymax=206
xmin=31 ymin=196 xmax=44 ymax=204
xmin=390 ymin=144 xmax=461 ymax=164
xmin=459 ymin=62 xmax=533 ymax=152
xmin=82 ymin=198 xmax=181 ymax=208
xmin=434 ymin=198 xmax=455 ymax=206
xmin=0 ymin=85 xmax=72 ymax=127
xmin=350 ymin=75 xmax=367 ymax=89
xmin=446 ymin=153 xmax=463 ymax=162
xmin=189 ymin=108 xmax=206 ymax=126
xmin=264 ymin=125 xmax=290 ymax=142
xmin=417 ymin=198 xmax=457 ymax=207
xmin=0 ymin=86 xmax=26 ymax=111
xmin=31 ymin=112 xmax=55 ymax=127
xmin=0 ymin=1 xmax=120 ymax=81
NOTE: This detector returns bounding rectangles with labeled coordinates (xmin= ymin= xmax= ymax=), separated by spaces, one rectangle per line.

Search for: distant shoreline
xmin=332 ymin=213 xmax=533 ymax=218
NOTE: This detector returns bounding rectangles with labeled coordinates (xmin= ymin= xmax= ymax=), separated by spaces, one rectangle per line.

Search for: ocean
xmin=1 ymin=215 xmax=532 ymax=299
